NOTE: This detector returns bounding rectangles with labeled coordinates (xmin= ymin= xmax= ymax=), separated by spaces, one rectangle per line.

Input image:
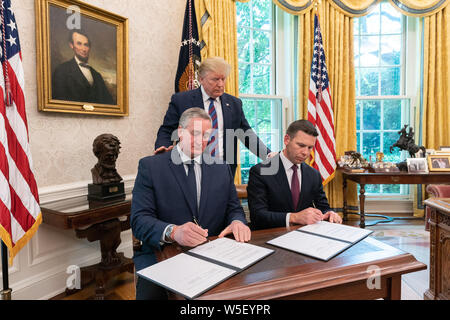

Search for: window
xmin=237 ymin=1 xmax=289 ymax=183
xmin=354 ymin=2 xmax=414 ymax=195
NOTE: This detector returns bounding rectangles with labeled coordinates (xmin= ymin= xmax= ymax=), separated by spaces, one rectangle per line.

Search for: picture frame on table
xmin=35 ymin=0 xmax=128 ymax=116
xmin=428 ymin=155 xmax=450 ymax=172
xmin=407 ymin=158 xmax=428 ymax=173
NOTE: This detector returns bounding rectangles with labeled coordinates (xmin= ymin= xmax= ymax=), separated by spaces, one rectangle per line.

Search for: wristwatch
xmin=164 ymin=224 xmax=175 ymax=243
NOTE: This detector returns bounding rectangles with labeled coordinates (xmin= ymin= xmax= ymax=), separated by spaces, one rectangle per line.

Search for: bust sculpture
xmin=91 ymin=133 xmax=122 ymax=185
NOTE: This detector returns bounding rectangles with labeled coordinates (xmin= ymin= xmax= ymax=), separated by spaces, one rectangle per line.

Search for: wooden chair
xmin=235 ymin=184 xmax=250 ymax=227
xmin=425 ymin=184 xmax=450 ymax=231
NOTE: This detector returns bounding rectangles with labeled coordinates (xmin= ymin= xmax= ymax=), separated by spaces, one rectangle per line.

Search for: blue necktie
xmin=207 ymin=98 xmax=219 ymax=157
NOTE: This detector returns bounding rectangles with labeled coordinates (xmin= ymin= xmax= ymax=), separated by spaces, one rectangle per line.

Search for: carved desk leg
xmin=75 ymin=218 xmax=134 ymax=300
xmin=359 ymin=184 xmax=366 ymax=229
xmin=343 ymin=177 xmax=348 ymax=222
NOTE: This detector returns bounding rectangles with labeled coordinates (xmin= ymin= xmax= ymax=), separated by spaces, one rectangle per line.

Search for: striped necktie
xmin=207 ymin=97 xmax=219 ymax=157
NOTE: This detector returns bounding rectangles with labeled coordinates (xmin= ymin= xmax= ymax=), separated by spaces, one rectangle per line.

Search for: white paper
xmin=299 ymin=221 xmax=372 ymax=243
xmin=189 ymin=237 xmax=274 ymax=270
xmin=137 ymin=253 xmax=235 ymax=299
xmin=267 ymin=231 xmax=350 ymax=261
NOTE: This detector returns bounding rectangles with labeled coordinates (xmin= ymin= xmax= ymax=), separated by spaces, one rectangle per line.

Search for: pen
xmin=193 ymin=216 xmax=210 ymax=242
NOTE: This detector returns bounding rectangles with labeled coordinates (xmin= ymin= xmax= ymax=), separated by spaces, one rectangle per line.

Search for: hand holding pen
xmin=171 ymin=221 xmax=208 ymax=247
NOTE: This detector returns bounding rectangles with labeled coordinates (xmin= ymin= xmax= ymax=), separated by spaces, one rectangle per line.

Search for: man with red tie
xmin=154 ymin=56 xmax=275 ymax=176
xmin=247 ymin=120 xmax=342 ymax=230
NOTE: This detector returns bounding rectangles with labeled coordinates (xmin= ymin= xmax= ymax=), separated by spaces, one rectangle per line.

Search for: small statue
xmin=389 ymin=125 xmax=426 ymax=158
xmin=91 ymin=133 xmax=122 ymax=184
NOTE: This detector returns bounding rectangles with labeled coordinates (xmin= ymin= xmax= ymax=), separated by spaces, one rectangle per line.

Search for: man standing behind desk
xmin=154 ymin=56 xmax=274 ymax=176
xmin=131 ymin=108 xmax=250 ymax=300
xmin=247 ymin=120 xmax=342 ymax=230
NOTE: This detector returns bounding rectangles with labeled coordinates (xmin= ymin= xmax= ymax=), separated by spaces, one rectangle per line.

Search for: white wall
xmin=0 ymin=0 xmax=186 ymax=300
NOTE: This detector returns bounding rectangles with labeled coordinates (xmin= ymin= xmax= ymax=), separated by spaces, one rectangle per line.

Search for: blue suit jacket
xmin=154 ymin=87 xmax=270 ymax=175
xmin=131 ymin=149 xmax=247 ymax=271
xmin=247 ymin=153 xmax=332 ymax=230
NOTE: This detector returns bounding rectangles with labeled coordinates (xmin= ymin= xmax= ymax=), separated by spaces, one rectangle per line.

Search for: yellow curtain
xmin=412 ymin=5 xmax=450 ymax=217
xmin=297 ymin=2 xmax=358 ymax=214
xmin=195 ymin=0 xmax=242 ymax=184
xmin=274 ymin=0 xmax=381 ymax=16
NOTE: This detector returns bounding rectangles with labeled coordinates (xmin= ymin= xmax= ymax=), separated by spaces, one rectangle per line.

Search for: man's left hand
xmin=322 ymin=211 xmax=343 ymax=224
xmin=218 ymin=220 xmax=251 ymax=242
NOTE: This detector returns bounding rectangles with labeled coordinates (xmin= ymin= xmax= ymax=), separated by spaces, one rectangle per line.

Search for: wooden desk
xmin=41 ymin=197 xmax=134 ymax=300
xmin=341 ymin=169 xmax=450 ymax=228
xmin=157 ymin=227 xmax=426 ymax=300
xmin=424 ymin=198 xmax=450 ymax=300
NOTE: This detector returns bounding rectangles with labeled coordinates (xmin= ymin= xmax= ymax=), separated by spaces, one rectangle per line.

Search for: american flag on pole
xmin=307 ymin=15 xmax=336 ymax=185
xmin=0 ymin=0 xmax=41 ymax=264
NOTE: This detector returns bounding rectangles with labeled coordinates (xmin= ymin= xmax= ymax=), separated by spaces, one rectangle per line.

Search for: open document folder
xmin=137 ymin=237 xmax=274 ymax=299
xmin=267 ymin=221 xmax=373 ymax=261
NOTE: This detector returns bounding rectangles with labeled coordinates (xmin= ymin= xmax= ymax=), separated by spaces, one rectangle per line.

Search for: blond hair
xmin=198 ymin=57 xmax=231 ymax=78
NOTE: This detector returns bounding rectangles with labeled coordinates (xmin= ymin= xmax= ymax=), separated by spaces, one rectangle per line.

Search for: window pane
xmin=242 ymin=99 xmax=256 ymax=127
xmin=256 ymin=100 xmax=272 ymax=133
xmin=353 ymin=19 xmax=359 ymax=35
xmin=381 ymin=35 xmax=401 ymax=66
xmin=253 ymin=64 xmax=271 ymax=95
xmin=360 ymin=8 xmax=380 ymax=35
xmin=362 ymin=100 xmax=381 ymax=130
xmin=354 ymin=37 xmax=360 ymax=67
xmin=239 ymin=63 xmax=251 ymax=94
xmin=383 ymin=131 xmax=402 ymax=162
xmin=356 ymin=101 xmax=361 ymax=130
xmin=253 ymin=30 xmax=271 ymax=64
xmin=252 ymin=0 xmax=272 ymax=30
xmin=360 ymin=36 xmax=379 ymax=67
xmin=236 ymin=2 xmax=250 ymax=27
xmin=382 ymin=184 xmax=400 ymax=194
xmin=355 ymin=69 xmax=360 ymax=96
xmin=383 ymin=100 xmax=402 ymax=130
xmin=238 ymin=28 xmax=250 ymax=62
xmin=360 ymin=68 xmax=379 ymax=95
xmin=380 ymin=67 xmax=400 ymax=95
xmin=362 ymin=132 xmax=380 ymax=159
xmin=381 ymin=2 xmax=402 ymax=34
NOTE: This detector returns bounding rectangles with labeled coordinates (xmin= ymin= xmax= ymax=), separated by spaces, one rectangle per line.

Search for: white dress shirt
xmin=279 ymin=151 xmax=302 ymax=227
xmin=201 ymin=86 xmax=224 ymax=158
xmin=74 ymin=56 xmax=94 ymax=86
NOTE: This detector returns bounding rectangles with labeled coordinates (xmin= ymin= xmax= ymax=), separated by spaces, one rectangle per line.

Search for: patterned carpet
xmin=368 ymin=224 xmax=430 ymax=299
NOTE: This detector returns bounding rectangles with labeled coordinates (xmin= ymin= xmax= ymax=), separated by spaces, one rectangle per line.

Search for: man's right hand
xmin=171 ymin=222 xmax=208 ymax=247
xmin=289 ymin=207 xmax=323 ymax=225
xmin=154 ymin=145 xmax=174 ymax=155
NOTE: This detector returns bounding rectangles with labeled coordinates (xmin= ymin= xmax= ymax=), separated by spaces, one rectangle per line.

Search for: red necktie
xmin=291 ymin=165 xmax=300 ymax=210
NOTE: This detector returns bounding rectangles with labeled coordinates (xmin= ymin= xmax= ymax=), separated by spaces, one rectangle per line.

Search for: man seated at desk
xmin=131 ymin=108 xmax=250 ymax=300
xmin=247 ymin=120 xmax=342 ymax=230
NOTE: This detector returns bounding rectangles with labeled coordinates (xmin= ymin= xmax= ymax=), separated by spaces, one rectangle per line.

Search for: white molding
xmin=3 ymin=176 xmax=136 ymax=300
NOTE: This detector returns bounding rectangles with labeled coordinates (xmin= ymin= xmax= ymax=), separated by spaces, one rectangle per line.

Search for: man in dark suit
xmin=131 ymin=108 xmax=251 ymax=300
xmin=52 ymin=30 xmax=114 ymax=105
xmin=154 ymin=56 xmax=275 ymax=176
xmin=247 ymin=120 xmax=342 ymax=230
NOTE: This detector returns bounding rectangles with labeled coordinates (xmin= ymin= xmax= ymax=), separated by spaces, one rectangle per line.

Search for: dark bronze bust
xmin=91 ymin=133 xmax=122 ymax=185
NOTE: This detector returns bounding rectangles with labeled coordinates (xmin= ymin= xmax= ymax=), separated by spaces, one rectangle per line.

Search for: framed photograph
xmin=407 ymin=158 xmax=428 ymax=173
xmin=35 ymin=0 xmax=128 ymax=116
xmin=428 ymin=155 xmax=450 ymax=172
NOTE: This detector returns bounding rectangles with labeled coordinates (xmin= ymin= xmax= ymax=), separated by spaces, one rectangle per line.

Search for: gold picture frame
xmin=35 ymin=0 xmax=128 ymax=116
xmin=428 ymin=155 xmax=450 ymax=172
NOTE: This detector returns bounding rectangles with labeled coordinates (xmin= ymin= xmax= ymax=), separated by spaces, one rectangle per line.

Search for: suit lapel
xmin=220 ymin=94 xmax=232 ymax=161
xmin=191 ymin=88 xmax=204 ymax=110
xmin=272 ymin=155 xmax=294 ymax=211
xmin=296 ymin=163 xmax=309 ymax=211
xmin=168 ymin=149 xmax=197 ymax=218
xmin=69 ymin=58 xmax=91 ymax=89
